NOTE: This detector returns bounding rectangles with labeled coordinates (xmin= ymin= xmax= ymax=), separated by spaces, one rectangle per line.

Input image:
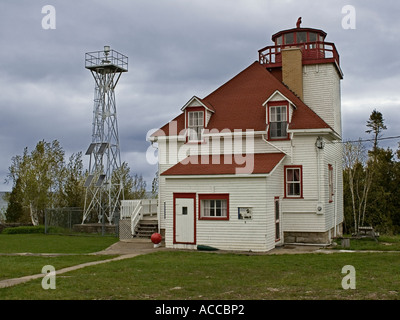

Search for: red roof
xmin=152 ymin=61 xmax=331 ymax=137
xmin=151 ymin=113 xmax=185 ymax=137
xmin=161 ymin=153 xmax=285 ymax=176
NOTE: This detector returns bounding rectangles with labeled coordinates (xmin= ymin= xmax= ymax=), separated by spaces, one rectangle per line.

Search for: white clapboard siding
xmin=322 ymin=138 xmax=344 ymax=232
xmin=281 ymin=135 xmax=323 ymax=232
xmin=283 ymin=213 xmax=327 ymax=232
xmin=163 ymin=176 xmax=280 ymax=252
xmin=265 ymin=162 xmax=284 ymax=245
xmin=303 ymin=64 xmax=342 ymax=135
xmin=281 ymin=135 xmax=344 ymax=234
xmin=158 ymin=138 xmax=185 ymax=230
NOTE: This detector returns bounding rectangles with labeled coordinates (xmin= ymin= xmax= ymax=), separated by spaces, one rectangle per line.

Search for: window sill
xmin=199 ymin=217 xmax=229 ymax=221
xmin=283 ymin=196 xmax=304 ymax=200
xmin=268 ymin=137 xmax=291 ymax=141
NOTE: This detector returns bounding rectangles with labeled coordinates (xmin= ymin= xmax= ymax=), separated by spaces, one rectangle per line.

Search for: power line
xmin=333 ymin=135 xmax=400 ymax=144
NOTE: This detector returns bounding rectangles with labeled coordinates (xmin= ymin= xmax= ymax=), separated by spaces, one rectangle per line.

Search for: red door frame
xmin=173 ymin=193 xmax=196 ymax=245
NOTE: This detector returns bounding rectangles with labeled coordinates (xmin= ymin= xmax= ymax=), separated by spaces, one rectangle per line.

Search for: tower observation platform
xmin=258 ymin=17 xmax=343 ymax=78
xmin=85 ymin=47 xmax=128 ymax=73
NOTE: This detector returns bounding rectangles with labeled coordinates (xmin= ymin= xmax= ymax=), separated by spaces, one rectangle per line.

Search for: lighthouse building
xmin=149 ymin=19 xmax=344 ymax=252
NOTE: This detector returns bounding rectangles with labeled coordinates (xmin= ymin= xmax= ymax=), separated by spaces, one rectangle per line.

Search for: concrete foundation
xmin=284 ymin=224 xmax=343 ymax=244
xmin=72 ymin=223 xmax=117 ymax=234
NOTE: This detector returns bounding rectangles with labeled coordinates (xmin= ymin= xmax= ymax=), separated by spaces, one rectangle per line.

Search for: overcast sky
xmin=0 ymin=0 xmax=399 ymax=192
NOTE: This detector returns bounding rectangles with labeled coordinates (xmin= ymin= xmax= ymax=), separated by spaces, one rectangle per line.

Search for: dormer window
xmin=268 ymin=103 xmax=288 ymax=139
xmin=188 ymin=111 xmax=204 ymax=141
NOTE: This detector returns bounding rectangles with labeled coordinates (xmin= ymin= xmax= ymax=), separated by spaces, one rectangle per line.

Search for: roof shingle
xmin=152 ymin=61 xmax=331 ymax=137
xmin=161 ymin=153 xmax=285 ymax=176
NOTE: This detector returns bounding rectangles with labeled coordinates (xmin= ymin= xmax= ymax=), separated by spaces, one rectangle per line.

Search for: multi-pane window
xmin=199 ymin=194 xmax=229 ymax=220
xmin=202 ymin=200 xmax=227 ymax=218
xmin=285 ymin=166 xmax=302 ymax=198
xmin=269 ymin=105 xmax=287 ymax=139
xmin=188 ymin=111 xmax=204 ymax=141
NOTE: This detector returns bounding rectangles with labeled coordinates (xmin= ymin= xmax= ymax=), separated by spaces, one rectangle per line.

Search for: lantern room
xmin=272 ymin=27 xmax=326 ymax=47
xmin=258 ymin=17 xmax=342 ymax=78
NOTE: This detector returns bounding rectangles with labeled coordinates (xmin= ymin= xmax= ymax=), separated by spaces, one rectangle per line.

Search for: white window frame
xmin=201 ymin=199 xmax=228 ymax=218
xmin=285 ymin=166 xmax=302 ymax=198
xmin=269 ymin=105 xmax=287 ymax=139
xmin=188 ymin=111 xmax=204 ymax=142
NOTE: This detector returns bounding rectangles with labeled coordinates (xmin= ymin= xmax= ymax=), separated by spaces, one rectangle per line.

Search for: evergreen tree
xmin=365 ymin=109 xmax=387 ymax=161
xmin=5 ymin=178 xmax=25 ymax=222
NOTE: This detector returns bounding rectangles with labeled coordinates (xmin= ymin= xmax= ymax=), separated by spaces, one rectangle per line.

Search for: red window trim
xmin=173 ymin=193 xmax=196 ymax=245
xmin=274 ymin=196 xmax=281 ymax=242
xmin=198 ymin=194 xmax=229 ymax=221
xmin=267 ymin=100 xmax=290 ymax=141
xmin=328 ymin=164 xmax=334 ymax=203
xmin=284 ymin=165 xmax=303 ymax=199
xmin=275 ymin=30 xmax=324 ymax=46
xmin=185 ymin=107 xmax=206 ymax=144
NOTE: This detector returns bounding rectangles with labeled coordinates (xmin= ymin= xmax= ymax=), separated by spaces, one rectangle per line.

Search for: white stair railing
xmin=130 ymin=201 xmax=143 ymax=236
xmin=120 ymin=200 xmax=141 ymax=219
xmin=120 ymin=199 xmax=158 ymax=237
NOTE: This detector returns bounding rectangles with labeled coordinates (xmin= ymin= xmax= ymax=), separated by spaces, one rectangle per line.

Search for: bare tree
xmin=343 ymin=139 xmax=373 ymax=233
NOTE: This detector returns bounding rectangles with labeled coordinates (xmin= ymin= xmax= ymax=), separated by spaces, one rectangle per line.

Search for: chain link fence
xmin=44 ymin=207 xmax=119 ymax=237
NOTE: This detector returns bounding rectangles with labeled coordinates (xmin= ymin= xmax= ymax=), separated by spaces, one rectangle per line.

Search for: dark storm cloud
xmin=1 ymin=0 xmax=400 ymax=190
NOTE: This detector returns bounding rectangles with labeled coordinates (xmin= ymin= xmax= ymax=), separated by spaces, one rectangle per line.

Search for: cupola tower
xmin=258 ymin=18 xmax=343 ymax=136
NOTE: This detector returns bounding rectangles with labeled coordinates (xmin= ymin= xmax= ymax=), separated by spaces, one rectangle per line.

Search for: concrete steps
xmin=134 ymin=219 xmax=158 ymax=238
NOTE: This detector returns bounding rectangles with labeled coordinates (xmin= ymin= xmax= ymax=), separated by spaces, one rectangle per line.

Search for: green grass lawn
xmin=1 ymin=250 xmax=400 ymax=300
xmin=0 ymin=234 xmax=118 ymax=254
xmin=334 ymin=235 xmax=400 ymax=251
xmin=0 ymin=234 xmax=118 ymax=289
xmin=0 ymin=255 xmax=116 ymax=281
xmin=1 ymin=234 xmax=400 ymax=300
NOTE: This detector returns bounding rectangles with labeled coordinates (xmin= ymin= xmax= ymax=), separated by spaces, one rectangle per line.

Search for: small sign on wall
xmin=238 ymin=207 xmax=253 ymax=220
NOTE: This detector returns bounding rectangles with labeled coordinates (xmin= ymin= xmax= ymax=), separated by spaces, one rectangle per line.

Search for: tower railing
xmin=85 ymin=49 xmax=128 ymax=72
xmin=258 ymin=41 xmax=340 ymax=67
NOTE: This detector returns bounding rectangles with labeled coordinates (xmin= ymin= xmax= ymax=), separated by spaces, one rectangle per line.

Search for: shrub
xmin=2 ymin=225 xmax=45 ymax=234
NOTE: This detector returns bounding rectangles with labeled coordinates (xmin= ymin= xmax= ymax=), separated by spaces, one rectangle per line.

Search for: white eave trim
xmin=180 ymin=96 xmax=215 ymax=113
xmin=164 ymin=173 xmax=271 ymax=179
xmin=288 ymin=128 xmax=341 ymax=140
xmin=202 ymin=130 xmax=268 ymax=137
xmin=262 ymin=90 xmax=297 ymax=109
xmin=148 ymin=134 xmax=186 ymax=142
xmin=150 ymin=130 xmax=268 ymax=142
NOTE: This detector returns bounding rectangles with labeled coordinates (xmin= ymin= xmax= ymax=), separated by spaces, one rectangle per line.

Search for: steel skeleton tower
xmin=82 ymin=46 xmax=128 ymax=224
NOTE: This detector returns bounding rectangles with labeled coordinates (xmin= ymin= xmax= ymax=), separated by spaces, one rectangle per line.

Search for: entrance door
xmin=174 ymin=193 xmax=196 ymax=244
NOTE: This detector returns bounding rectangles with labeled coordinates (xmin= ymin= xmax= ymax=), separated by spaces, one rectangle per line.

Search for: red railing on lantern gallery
xmin=258 ymin=41 xmax=340 ymax=67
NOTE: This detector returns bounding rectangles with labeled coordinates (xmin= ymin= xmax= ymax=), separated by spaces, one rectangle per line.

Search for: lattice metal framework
xmin=82 ymin=46 xmax=128 ymax=224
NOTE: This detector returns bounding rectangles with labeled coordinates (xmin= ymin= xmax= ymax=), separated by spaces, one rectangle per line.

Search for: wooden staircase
xmin=134 ymin=218 xmax=158 ymax=238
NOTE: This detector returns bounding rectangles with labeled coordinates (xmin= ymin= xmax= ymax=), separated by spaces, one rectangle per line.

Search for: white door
xmin=174 ymin=197 xmax=195 ymax=244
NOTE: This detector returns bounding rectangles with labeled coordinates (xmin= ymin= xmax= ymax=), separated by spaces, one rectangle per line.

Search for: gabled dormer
xmin=181 ymin=96 xmax=215 ymax=142
xmin=262 ymin=90 xmax=296 ymax=141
